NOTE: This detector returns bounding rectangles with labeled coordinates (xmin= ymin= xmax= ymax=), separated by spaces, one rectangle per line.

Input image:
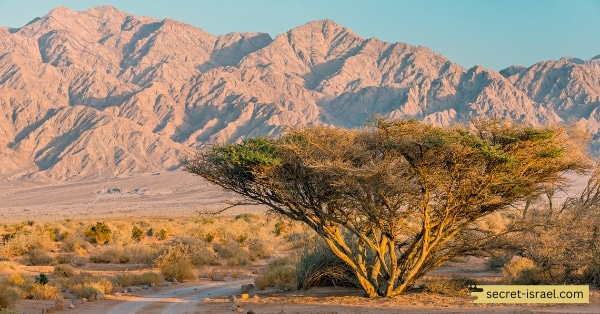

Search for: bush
xmin=27 ymin=248 xmax=53 ymax=266
xmin=295 ymin=242 xmax=358 ymax=289
xmin=60 ymin=234 xmax=88 ymax=254
xmin=131 ymin=225 xmax=144 ymax=243
xmin=154 ymin=239 xmax=219 ymax=281
xmin=65 ymin=273 xmax=113 ymax=297
xmin=55 ymin=253 xmax=87 ymax=266
xmin=213 ymin=241 xmax=251 ymax=266
xmin=421 ymin=276 xmax=477 ymax=296
xmin=84 ymin=222 xmax=113 ymax=244
xmin=502 ymin=256 xmax=537 ymax=284
xmin=113 ymin=272 xmax=163 ymax=288
xmin=158 ymin=259 xmax=196 ymax=282
xmin=254 ymin=258 xmax=296 ymax=290
xmin=28 ymin=283 xmax=62 ymax=300
xmin=126 ymin=244 xmax=161 ymax=265
xmin=157 ymin=228 xmax=168 ymax=241
xmin=35 ymin=273 xmax=49 ymax=285
xmin=90 ymin=246 xmax=130 ymax=264
xmin=53 ymin=264 xmax=76 ymax=278
xmin=0 ymin=286 xmax=19 ymax=310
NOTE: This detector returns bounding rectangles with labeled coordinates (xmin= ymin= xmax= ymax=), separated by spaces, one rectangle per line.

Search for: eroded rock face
xmin=0 ymin=5 xmax=598 ymax=181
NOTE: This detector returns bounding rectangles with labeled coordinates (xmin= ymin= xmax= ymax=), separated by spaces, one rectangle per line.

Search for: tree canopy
xmin=182 ymin=119 xmax=590 ymax=297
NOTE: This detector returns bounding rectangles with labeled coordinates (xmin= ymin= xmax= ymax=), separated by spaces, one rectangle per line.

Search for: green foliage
xmin=216 ymin=137 xmax=281 ymax=168
xmin=131 ymin=225 xmax=144 ymax=243
xmin=182 ymin=119 xmax=590 ymax=297
xmin=35 ymin=273 xmax=48 ymax=285
xmin=157 ymin=228 xmax=168 ymax=241
xmin=84 ymin=222 xmax=113 ymax=244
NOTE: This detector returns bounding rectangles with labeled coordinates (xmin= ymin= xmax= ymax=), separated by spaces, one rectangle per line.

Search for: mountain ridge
xmin=0 ymin=6 xmax=599 ymax=182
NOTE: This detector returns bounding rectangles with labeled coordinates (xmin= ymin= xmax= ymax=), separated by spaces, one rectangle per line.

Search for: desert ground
xmin=12 ymin=257 xmax=600 ymax=314
xmin=2 ymin=170 xmax=596 ymax=313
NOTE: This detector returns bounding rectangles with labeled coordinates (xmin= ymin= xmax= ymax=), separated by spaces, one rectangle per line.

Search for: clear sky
xmin=0 ymin=0 xmax=598 ymax=71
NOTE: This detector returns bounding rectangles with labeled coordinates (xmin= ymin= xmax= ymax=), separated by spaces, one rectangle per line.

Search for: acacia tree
xmin=182 ymin=119 xmax=589 ymax=297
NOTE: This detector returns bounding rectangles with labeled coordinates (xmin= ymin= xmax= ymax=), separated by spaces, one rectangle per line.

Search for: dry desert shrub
xmin=53 ymin=264 xmax=76 ymax=278
xmin=295 ymin=241 xmax=358 ymax=290
xmin=55 ymin=253 xmax=87 ymax=266
xmin=26 ymin=248 xmax=53 ymax=266
xmin=65 ymin=272 xmax=113 ymax=297
xmin=90 ymin=245 xmax=130 ymax=264
xmin=60 ymin=233 xmax=89 ymax=254
xmin=0 ymin=284 xmax=19 ymax=310
xmin=4 ymin=228 xmax=51 ymax=257
xmin=254 ymin=258 xmax=296 ymax=290
xmin=28 ymin=283 xmax=62 ymax=300
xmin=421 ymin=276 xmax=477 ymax=296
xmin=154 ymin=237 xmax=218 ymax=281
xmin=125 ymin=243 xmax=161 ymax=265
xmin=113 ymin=272 xmax=163 ymax=288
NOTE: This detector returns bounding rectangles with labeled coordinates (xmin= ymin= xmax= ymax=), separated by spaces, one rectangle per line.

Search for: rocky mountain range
xmin=1 ymin=5 xmax=599 ymax=182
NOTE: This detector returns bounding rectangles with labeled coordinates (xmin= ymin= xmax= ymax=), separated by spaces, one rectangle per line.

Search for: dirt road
xmin=106 ymin=279 xmax=253 ymax=314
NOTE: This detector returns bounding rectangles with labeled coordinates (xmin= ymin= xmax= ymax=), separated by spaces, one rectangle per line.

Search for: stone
xmin=127 ymin=287 xmax=135 ymax=292
xmin=240 ymin=284 xmax=255 ymax=294
xmin=150 ymin=282 xmax=156 ymax=287
xmin=97 ymin=291 xmax=105 ymax=300
xmin=142 ymin=285 xmax=150 ymax=289
xmin=46 ymin=307 xmax=55 ymax=313
xmin=241 ymin=293 xmax=249 ymax=300
xmin=81 ymin=298 xmax=87 ymax=304
xmin=228 ymin=295 xmax=237 ymax=302
xmin=68 ymin=304 xmax=76 ymax=309
xmin=247 ymin=310 xmax=256 ymax=314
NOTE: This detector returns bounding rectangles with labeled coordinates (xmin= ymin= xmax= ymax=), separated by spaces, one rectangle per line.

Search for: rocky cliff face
xmin=0 ymin=6 xmax=598 ymax=181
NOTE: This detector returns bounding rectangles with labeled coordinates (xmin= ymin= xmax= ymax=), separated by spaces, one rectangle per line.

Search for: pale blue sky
xmin=0 ymin=0 xmax=598 ymax=71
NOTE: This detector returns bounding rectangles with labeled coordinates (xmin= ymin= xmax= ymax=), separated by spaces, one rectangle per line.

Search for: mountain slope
xmin=0 ymin=6 xmax=598 ymax=181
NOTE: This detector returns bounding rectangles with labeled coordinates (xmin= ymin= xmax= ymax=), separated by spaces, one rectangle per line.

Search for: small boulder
xmin=97 ymin=291 xmax=105 ymax=300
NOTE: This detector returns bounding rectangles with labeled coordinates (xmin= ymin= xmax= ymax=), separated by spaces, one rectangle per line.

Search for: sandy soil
xmin=0 ymin=171 xmax=266 ymax=223
xmin=13 ymin=258 xmax=600 ymax=314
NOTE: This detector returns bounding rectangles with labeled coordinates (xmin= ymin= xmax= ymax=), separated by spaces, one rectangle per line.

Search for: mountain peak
xmin=46 ymin=6 xmax=76 ymax=18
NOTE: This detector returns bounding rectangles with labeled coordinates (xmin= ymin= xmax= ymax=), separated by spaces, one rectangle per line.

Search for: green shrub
xmin=84 ymin=222 xmax=113 ymax=244
xmin=35 ymin=273 xmax=49 ymax=285
xmin=131 ymin=225 xmax=144 ymax=243
xmin=157 ymin=228 xmax=168 ymax=240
